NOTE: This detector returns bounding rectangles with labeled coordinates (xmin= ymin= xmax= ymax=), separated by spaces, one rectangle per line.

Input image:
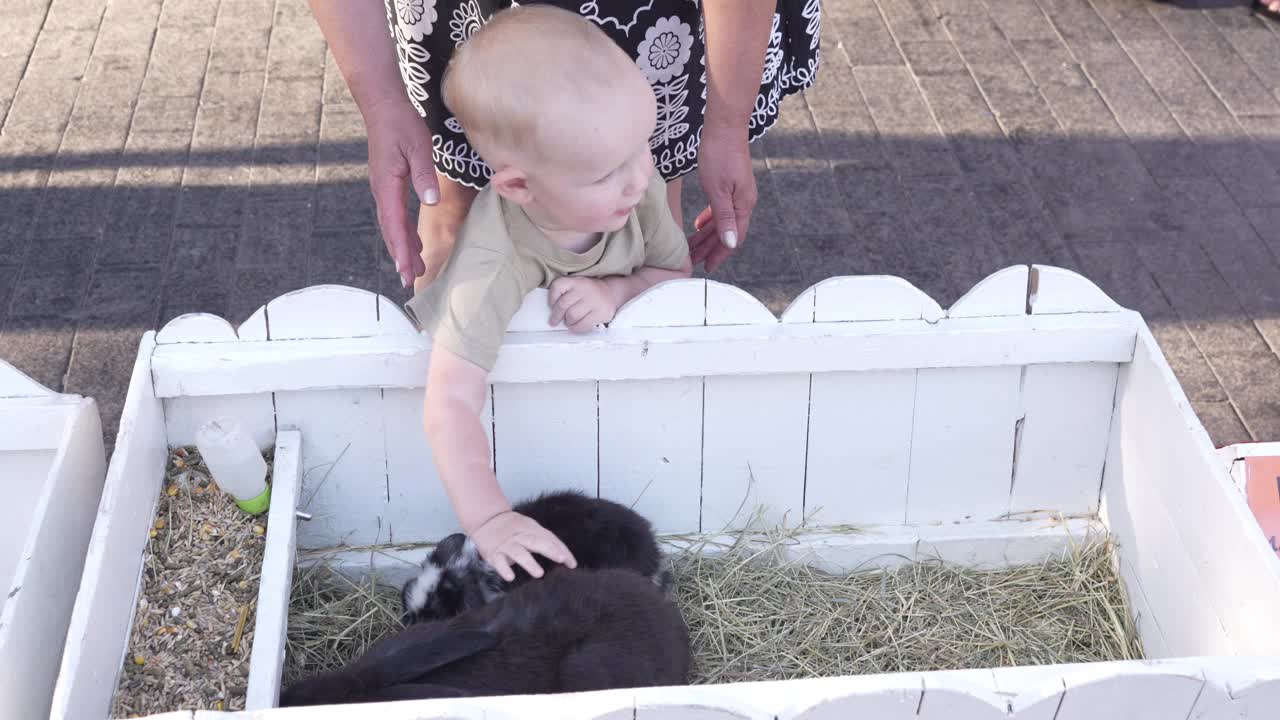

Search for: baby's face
xmin=523 ymin=82 xmax=658 ymax=235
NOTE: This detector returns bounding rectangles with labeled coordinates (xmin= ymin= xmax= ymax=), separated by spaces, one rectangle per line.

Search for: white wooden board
xmin=279 ymin=389 xmax=388 ymax=549
xmin=1010 ymin=363 xmax=1118 ymax=516
xmin=701 ymin=374 xmax=809 ymax=531
xmin=1099 ymin=364 xmax=1234 ymax=657
xmin=598 ymin=378 xmax=702 ymax=534
xmin=0 ymin=398 xmax=105 ymax=720
xmin=245 ymin=430 xmax=303 ymax=710
xmin=379 ymin=387 xmax=493 ymax=543
xmin=1030 ymin=266 xmax=1123 ymax=315
xmin=0 ymin=359 xmax=55 ymax=398
xmin=492 ymin=382 xmax=599 ymax=503
xmin=154 ymin=313 xmax=238 ymax=344
xmin=948 ymin=266 xmax=1029 ymax=318
xmin=266 ymin=285 xmax=381 ymax=340
xmin=907 ymin=366 xmax=1021 ymax=523
xmin=814 ymin=276 xmax=944 ymax=322
xmin=611 ymin=278 xmax=706 ymax=328
xmin=0 ymin=399 xmax=74 ymax=452
xmin=149 ymin=313 xmax=1141 ymax=397
xmin=1103 ymin=329 xmax=1280 ymax=656
xmin=804 ymin=370 xmax=916 ymax=524
xmin=50 ymin=333 xmax=169 ymax=720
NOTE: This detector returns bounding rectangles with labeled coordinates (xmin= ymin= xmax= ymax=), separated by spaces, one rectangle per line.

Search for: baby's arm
xmin=423 ymin=346 xmax=577 ymax=580
xmin=548 ymin=258 xmax=693 ymax=332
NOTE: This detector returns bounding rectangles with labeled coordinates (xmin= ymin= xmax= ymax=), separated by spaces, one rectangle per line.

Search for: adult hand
xmin=364 ymin=95 xmax=441 ymax=289
xmin=689 ymin=124 xmax=757 ymax=273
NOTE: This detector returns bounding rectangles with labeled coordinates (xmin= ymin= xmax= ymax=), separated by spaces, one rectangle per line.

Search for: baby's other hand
xmin=548 ymin=276 xmax=618 ymax=333
xmin=471 ymin=510 xmax=578 ymax=582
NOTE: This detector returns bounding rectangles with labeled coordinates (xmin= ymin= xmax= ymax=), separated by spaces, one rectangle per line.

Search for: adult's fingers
xmin=370 ymin=169 xmax=419 ymax=289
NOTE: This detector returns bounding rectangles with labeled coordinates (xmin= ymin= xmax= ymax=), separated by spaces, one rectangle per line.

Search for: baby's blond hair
xmin=441 ymin=5 xmax=647 ymax=166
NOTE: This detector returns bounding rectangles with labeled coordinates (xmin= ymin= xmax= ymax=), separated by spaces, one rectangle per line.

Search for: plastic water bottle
xmin=195 ymin=417 xmax=271 ymax=515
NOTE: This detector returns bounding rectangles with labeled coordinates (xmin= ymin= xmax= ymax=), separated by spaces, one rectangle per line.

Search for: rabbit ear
xmin=362 ymin=682 xmax=473 ymax=702
xmin=356 ymin=626 xmax=499 ymax=687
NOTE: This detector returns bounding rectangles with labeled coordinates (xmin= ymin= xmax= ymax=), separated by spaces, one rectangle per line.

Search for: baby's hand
xmin=548 ymin=276 xmax=618 ymax=333
xmin=471 ymin=510 xmax=578 ymax=582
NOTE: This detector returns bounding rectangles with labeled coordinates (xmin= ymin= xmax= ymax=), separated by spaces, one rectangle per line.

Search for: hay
xmin=282 ymin=524 xmax=1141 ymax=689
xmin=669 ymin=527 xmax=1143 ymax=684
xmin=110 ymin=447 xmax=271 ymax=718
xmin=283 ymin=562 xmax=404 ymax=684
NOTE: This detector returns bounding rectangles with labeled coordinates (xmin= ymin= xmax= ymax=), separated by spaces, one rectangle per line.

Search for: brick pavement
xmin=1 ymin=0 xmax=1278 ymax=450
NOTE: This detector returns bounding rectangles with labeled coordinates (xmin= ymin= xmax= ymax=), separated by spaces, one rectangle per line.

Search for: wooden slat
xmin=1103 ymin=329 xmax=1280 ymax=656
xmin=611 ymin=278 xmax=706 ymax=328
xmin=0 ymin=400 xmax=74 ymax=451
xmin=0 ymin=360 xmax=55 ymax=398
xmin=813 ymin=276 xmax=944 ymax=322
xmin=49 ymin=333 xmax=169 ymax=720
xmin=805 ymin=370 xmax=915 ymax=525
xmin=907 ymin=366 xmax=1021 ymax=523
xmin=245 ymin=430 xmax=303 ymax=710
xmin=1010 ymin=363 xmax=1118 ymax=516
xmin=659 ymin=518 xmax=1103 ymax=574
xmin=598 ymin=378 xmax=702 ymax=534
xmin=149 ymin=313 xmax=1141 ymax=398
xmin=492 ymin=382 xmax=598 ymax=503
xmin=379 ymin=388 xmax=492 ymax=543
xmin=0 ymin=399 xmax=104 ymax=720
xmin=267 ymin=285 xmax=381 ymax=340
xmin=154 ymin=313 xmax=238 ymax=344
xmin=701 ymin=374 xmax=808 ymax=532
xmin=1030 ymin=265 xmax=1123 ymax=315
xmin=948 ymin=265 xmax=1028 ymax=318
xmin=1051 ymin=662 xmax=1204 ymax=720
xmin=279 ymin=389 xmax=387 ymax=549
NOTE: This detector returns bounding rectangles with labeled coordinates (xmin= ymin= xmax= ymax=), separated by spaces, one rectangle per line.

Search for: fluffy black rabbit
xmin=401 ymin=489 xmax=670 ymax=625
xmin=280 ymin=567 xmax=689 ymax=706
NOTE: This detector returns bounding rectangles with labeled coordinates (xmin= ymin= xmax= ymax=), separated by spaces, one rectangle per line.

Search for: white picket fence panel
xmin=150 ymin=267 xmax=1137 ymax=547
xmin=137 ymin=657 xmax=1280 ymax=720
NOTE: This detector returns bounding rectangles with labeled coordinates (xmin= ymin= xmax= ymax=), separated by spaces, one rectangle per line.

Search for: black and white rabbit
xmin=280 ymin=567 xmax=689 ymax=706
xmin=401 ymin=489 xmax=670 ymax=625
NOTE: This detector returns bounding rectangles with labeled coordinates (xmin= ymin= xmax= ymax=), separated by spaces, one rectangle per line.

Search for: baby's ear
xmin=491 ymin=167 xmax=532 ymax=205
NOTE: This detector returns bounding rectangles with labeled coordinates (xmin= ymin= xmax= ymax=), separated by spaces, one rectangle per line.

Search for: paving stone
xmin=1190 ymin=400 xmax=1253 ymax=446
xmin=237 ymin=198 xmax=313 ymax=267
xmin=8 ymin=0 xmax=1280 ymax=456
xmin=79 ymin=265 xmax=162 ymax=327
xmin=0 ymin=317 xmax=75 ymax=392
xmin=984 ymin=0 xmax=1059 ymax=40
xmin=1036 ymin=0 xmax=1117 ymax=43
xmin=64 ymin=327 xmax=147 ymax=449
xmin=230 ymin=265 xmax=305 ymax=324
xmin=762 ymin=95 xmax=827 ymax=171
xmin=828 ymin=0 xmax=904 ymax=66
xmin=899 ymin=40 xmax=968 ymax=75
xmin=102 ymin=185 xmax=180 ymax=263
xmin=1148 ymin=2 xmax=1280 ymax=118
xmin=878 ymin=0 xmax=948 ymax=42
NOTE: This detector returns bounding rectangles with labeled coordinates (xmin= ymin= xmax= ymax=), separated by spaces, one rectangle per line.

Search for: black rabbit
xmin=401 ymin=489 xmax=670 ymax=625
xmin=280 ymin=567 xmax=689 ymax=706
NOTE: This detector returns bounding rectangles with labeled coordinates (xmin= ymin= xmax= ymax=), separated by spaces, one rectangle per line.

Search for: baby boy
xmin=404 ymin=6 xmax=692 ymax=583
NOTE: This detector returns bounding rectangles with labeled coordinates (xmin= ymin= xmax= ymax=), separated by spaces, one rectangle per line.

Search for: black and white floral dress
xmin=383 ymin=0 xmax=822 ymax=189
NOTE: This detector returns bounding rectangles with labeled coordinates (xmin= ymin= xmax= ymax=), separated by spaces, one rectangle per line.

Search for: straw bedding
xmin=111 ymin=447 xmax=271 ymax=718
xmin=283 ymin=524 xmax=1141 ymax=688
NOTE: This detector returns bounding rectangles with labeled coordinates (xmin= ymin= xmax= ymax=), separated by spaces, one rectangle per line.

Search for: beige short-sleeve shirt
xmin=404 ymin=174 xmax=689 ymax=371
